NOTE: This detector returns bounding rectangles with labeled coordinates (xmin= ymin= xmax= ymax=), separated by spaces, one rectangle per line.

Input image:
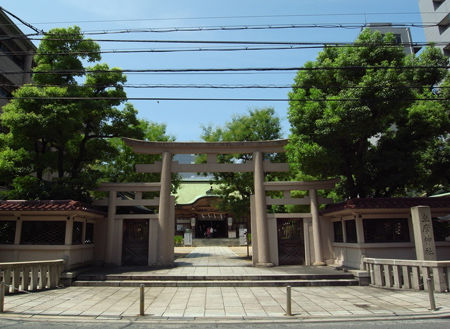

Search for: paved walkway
xmin=175 ymin=246 xmax=251 ymax=267
xmin=79 ymin=246 xmax=345 ymax=278
xmin=2 ymin=247 xmax=450 ymax=321
xmin=3 ymin=285 xmax=450 ymax=320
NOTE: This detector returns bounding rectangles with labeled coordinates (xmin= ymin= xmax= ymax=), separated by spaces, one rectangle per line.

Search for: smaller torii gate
xmin=252 ymin=180 xmax=336 ymax=266
xmin=95 ymin=138 xmax=336 ymax=267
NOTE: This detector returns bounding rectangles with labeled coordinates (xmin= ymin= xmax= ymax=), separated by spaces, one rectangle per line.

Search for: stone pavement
xmin=77 ymin=246 xmax=350 ymax=278
xmin=1 ymin=247 xmax=450 ymax=322
xmin=3 ymin=285 xmax=450 ymax=320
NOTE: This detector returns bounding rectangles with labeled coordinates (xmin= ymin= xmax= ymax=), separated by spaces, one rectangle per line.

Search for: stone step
xmin=73 ymin=278 xmax=359 ymax=287
xmin=77 ymin=273 xmax=355 ymax=281
xmin=191 ymin=238 xmax=242 ymax=247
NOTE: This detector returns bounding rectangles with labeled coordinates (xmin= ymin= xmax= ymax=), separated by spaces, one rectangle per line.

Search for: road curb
xmin=1 ymin=310 xmax=450 ymax=324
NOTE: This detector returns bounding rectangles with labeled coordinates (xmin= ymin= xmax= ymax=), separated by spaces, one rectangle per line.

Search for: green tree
xmin=200 ymin=108 xmax=285 ymax=220
xmin=287 ymin=29 xmax=449 ymax=199
xmin=0 ymin=26 xmax=143 ymax=201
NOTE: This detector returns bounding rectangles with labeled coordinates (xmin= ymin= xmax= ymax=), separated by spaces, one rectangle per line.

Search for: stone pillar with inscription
xmin=411 ymin=206 xmax=436 ymax=261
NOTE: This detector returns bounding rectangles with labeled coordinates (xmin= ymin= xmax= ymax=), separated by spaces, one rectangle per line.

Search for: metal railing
xmin=0 ymin=259 xmax=64 ymax=294
xmin=363 ymin=257 xmax=450 ymax=292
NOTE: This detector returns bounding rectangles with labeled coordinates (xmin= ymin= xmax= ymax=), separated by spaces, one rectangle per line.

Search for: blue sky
xmin=2 ymin=0 xmax=426 ymax=141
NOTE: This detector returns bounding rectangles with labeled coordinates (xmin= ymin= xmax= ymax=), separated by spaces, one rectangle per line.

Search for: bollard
xmin=427 ymin=277 xmax=437 ymax=311
xmin=286 ymin=285 xmax=292 ymax=316
xmin=139 ymin=284 xmax=145 ymax=316
xmin=0 ymin=282 xmax=5 ymax=313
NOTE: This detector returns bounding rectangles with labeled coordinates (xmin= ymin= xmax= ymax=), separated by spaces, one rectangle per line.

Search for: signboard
xmin=239 ymin=228 xmax=248 ymax=245
xmin=411 ymin=206 xmax=436 ymax=261
xmin=184 ymin=232 xmax=192 ymax=246
xmin=239 ymin=235 xmax=247 ymax=246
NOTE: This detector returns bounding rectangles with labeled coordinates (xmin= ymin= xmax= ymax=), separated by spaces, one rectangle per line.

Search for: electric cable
xmin=1 ymin=96 xmax=447 ymax=102
xmin=2 ymin=65 xmax=448 ymax=75
xmin=1 ymin=82 xmax=449 ymax=90
xmin=1 ymin=42 xmax=446 ymax=57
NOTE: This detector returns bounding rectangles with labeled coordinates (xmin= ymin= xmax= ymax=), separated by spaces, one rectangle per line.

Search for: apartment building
xmin=418 ymin=0 xmax=450 ymax=56
xmin=365 ymin=23 xmax=419 ymax=55
xmin=0 ymin=9 xmax=35 ymax=110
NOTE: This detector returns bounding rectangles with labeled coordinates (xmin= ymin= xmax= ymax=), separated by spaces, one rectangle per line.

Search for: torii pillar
xmin=253 ymin=151 xmax=272 ymax=266
xmin=158 ymin=151 xmax=173 ymax=266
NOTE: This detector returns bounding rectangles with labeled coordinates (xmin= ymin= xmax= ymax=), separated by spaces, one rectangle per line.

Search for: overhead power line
xmin=1 ymin=96 xmax=447 ymax=102
xmin=0 ymin=45 xmax=347 ymax=56
xmin=74 ymin=22 xmax=441 ymax=35
xmin=1 ymin=42 xmax=447 ymax=57
xmin=0 ymin=6 xmax=44 ymax=34
xmin=22 ymin=11 xmax=439 ymax=25
xmin=0 ymin=21 xmax=441 ymax=39
xmin=1 ymin=82 xmax=449 ymax=90
xmin=3 ymin=65 xmax=448 ymax=76
xmin=23 ymin=37 xmax=444 ymax=45
xmin=37 ymin=22 xmax=439 ymax=35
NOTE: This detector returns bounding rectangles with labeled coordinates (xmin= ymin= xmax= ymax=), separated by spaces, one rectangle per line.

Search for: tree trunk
xmin=34 ymin=140 xmax=46 ymax=180
xmin=71 ymin=132 xmax=89 ymax=179
xmin=343 ymin=153 xmax=359 ymax=198
xmin=57 ymin=147 xmax=64 ymax=178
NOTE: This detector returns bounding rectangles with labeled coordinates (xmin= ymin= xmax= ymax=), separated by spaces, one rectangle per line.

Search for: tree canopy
xmin=0 ymin=26 xmax=144 ymax=201
xmin=200 ymin=108 xmax=284 ymax=219
xmin=287 ymin=29 xmax=449 ymax=199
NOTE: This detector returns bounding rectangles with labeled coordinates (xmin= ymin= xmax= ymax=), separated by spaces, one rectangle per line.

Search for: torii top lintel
xmin=122 ymin=138 xmax=289 ymax=154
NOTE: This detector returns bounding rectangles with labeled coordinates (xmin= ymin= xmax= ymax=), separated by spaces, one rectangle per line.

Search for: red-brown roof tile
xmin=0 ymin=200 xmax=105 ymax=215
xmin=322 ymin=197 xmax=450 ymax=214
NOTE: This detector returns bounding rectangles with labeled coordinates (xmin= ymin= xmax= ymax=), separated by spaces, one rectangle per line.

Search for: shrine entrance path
xmin=75 ymin=246 xmax=353 ymax=279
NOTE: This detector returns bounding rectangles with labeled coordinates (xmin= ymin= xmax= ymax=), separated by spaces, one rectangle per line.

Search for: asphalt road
xmin=0 ymin=318 xmax=449 ymax=329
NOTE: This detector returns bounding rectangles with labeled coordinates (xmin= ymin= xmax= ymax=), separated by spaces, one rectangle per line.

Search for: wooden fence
xmin=363 ymin=258 xmax=450 ymax=292
xmin=0 ymin=259 xmax=64 ymax=294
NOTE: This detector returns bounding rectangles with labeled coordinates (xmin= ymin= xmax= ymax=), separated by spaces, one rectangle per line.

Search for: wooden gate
xmin=277 ymin=218 xmax=305 ymax=265
xmin=122 ymin=219 xmax=149 ymax=266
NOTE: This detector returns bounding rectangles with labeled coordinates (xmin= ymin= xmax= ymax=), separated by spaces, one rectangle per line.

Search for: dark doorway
xmin=277 ymin=218 xmax=305 ymax=265
xmin=196 ymin=219 xmax=228 ymax=238
xmin=122 ymin=219 xmax=149 ymax=266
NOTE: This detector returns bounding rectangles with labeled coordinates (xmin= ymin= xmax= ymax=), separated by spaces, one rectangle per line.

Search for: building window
xmin=345 ymin=220 xmax=357 ymax=243
xmin=444 ymin=47 xmax=450 ymax=57
xmin=433 ymin=0 xmax=445 ymax=10
xmin=363 ymin=218 xmax=410 ymax=243
xmin=85 ymin=223 xmax=94 ymax=244
xmin=0 ymin=42 xmax=26 ymax=69
xmin=72 ymin=221 xmax=83 ymax=245
xmin=433 ymin=219 xmax=449 ymax=242
xmin=21 ymin=221 xmax=66 ymax=245
xmin=0 ymin=87 xmax=10 ymax=98
xmin=438 ymin=14 xmax=450 ymax=34
xmin=333 ymin=221 xmax=343 ymax=242
xmin=0 ymin=221 xmax=16 ymax=244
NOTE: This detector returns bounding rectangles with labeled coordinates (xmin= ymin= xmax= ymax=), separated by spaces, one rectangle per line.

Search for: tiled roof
xmin=0 ymin=200 xmax=105 ymax=215
xmin=322 ymin=197 xmax=450 ymax=214
xmin=175 ymin=182 xmax=217 ymax=205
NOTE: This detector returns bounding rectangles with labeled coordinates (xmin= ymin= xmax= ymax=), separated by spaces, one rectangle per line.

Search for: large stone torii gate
xmin=95 ymin=138 xmax=335 ymax=267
